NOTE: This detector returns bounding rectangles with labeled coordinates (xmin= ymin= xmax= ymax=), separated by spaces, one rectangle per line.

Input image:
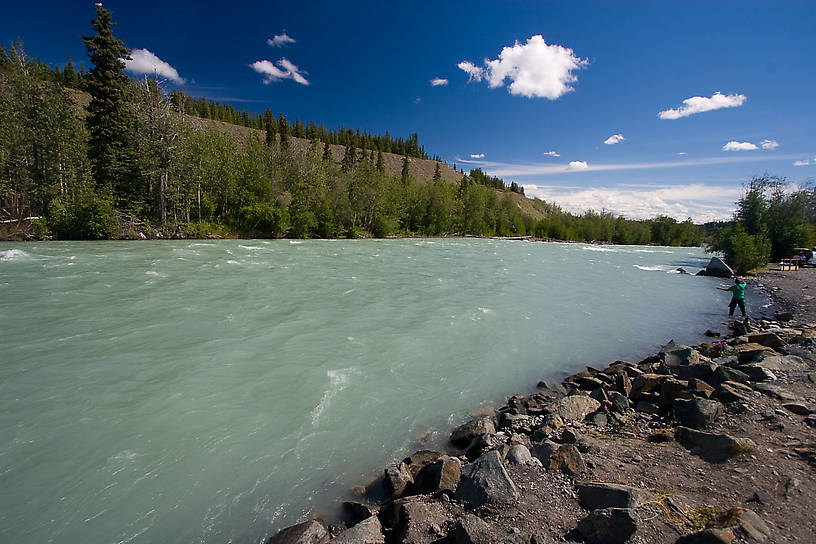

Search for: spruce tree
xmin=322 ymin=141 xmax=331 ymax=162
xmin=433 ymin=162 xmax=442 ymax=183
xmin=63 ymin=57 xmax=77 ymax=88
xmin=278 ymin=113 xmax=290 ymax=151
xmin=263 ymin=110 xmax=276 ymax=147
xmin=401 ymin=154 xmax=410 ymax=183
xmin=82 ymin=4 xmax=140 ymax=207
xmin=376 ymin=150 xmax=384 ymax=172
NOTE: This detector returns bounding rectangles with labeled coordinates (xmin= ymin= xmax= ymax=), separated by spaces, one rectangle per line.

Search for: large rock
xmin=576 ymin=508 xmax=639 ymax=544
xmin=703 ymin=257 xmax=734 ymax=278
xmin=506 ymin=444 xmax=533 ymax=465
xmin=630 ymin=373 xmax=667 ymax=400
xmin=548 ymin=444 xmax=586 ymax=476
xmin=662 ymin=344 xmax=700 ymax=368
xmin=403 ymin=451 xmax=445 ymax=478
xmin=738 ymin=364 xmax=777 ymax=382
xmin=673 ymin=397 xmax=724 ymax=429
xmin=734 ymin=344 xmax=774 ymax=365
xmin=608 ymin=391 xmax=631 ymax=413
xmin=414 ymin=456 xmax=461 ymax=494
xmin=266 ymin=520 xmax=330 ymax=544
xmin=714 ymin=508 xmax=770 ymax=542
xmin=674 ymin=426 xmax=755 ymax=463
xmin=575 ymin=482 xmax=653 ymax=510
xmin=677 ymin=363 xmax=718 ymax=382
xmin=450 ymin=417 xmax=496 ymax=448
xmin=530 ymin=440 xmax=559 ymax=464
xmin=747 ymin=332 xmax=785 ymax=349
xmin=455 ymin=450 xmax=519 ymax=508
xmin=712 ymin=366 xmax=750 ymax=386
xmin=453 ymin=514 xmax=497 ymax=544
xmin=384 ymin=462 xmax=414 ymax=498
xmin=396 ymin=499 xmax=453 ymax=544
xmin=332 ymin=516 xmax=385 ymax=544
xmin=555 ymin=395 xmax=601 ymax=421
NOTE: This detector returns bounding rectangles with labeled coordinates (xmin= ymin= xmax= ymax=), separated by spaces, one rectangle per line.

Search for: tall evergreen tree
xmin=432 ymin=161 xmax=442 ymax=183
xmin=278 ymin=113 xmax=290 ymax=151
xmin=263 ymin=110 xmax=276 ymax=147
xmin=322 ymin=141 xmax=331 ymax=162
xmin=401 ymin=154 xmax=410 ymax=183
xmin=376 ymin=150 xmax=384 ymax=172
xmin=82 ymin=4 xmax=140 ymax=207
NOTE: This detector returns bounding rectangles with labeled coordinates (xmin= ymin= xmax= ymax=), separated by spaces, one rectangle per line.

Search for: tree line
xmin=1 ymin=5 xmax=712 ymax=246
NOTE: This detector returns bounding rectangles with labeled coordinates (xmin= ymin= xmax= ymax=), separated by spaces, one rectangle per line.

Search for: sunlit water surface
xmin=0 ymin=239 xmax=765 ymax=543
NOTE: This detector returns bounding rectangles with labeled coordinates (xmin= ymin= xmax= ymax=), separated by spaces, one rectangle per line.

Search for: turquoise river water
xmin=0 ymin=239 xmax=765 ymax=544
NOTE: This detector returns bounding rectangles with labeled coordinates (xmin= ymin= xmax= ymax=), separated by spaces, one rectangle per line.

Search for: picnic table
xmin=780 ymin=258 xmax=801 ymax=271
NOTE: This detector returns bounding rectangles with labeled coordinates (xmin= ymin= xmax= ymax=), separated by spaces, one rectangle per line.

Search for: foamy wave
xmin=582 ymin=246 xmax=616 ymax=252
xmin=0 ymin=249 xmax=32 ymax=262
xmin=289 ymin=240 xmax=304 ymax=245
xmin=633 ymin=265 xmax=667 ymax=271
xmin=144 ymin=270 xmax=167 ymax=278
xmin=239 ymin=245 xmax=263 ymax=250
xmin=311 ymin=369 xmax=355 ymax=426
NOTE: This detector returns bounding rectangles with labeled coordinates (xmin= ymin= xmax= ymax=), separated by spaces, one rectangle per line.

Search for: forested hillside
xmin=0 ymin=5 xmax=705 ymax=245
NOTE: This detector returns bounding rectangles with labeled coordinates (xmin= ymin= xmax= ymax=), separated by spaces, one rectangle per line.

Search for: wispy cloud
xmin=543 ymin=151 xmax=560 ymax=157
xmin=250 ymin=58 xmax=309 ymax=85
xmin=124 ymin=48 xmax=185 ymax=84
xmin=760 ymin=139 xmax=779 ymax=150
xmin=268 ymin=32 xmax=296 ymax=48
xmin=793 ymin=159 xmax=811 ymax=166
xmin=470 ymin=153 xmax=485 ymax=159
xmin=722 ymin=141 xmax=758 ymax=151
xmin=604 ymin=134 xmax=625 ymax=145
xmin=464 ymin=153 xmax=801 ymax=178
xmin=567 ymin=160 xmax=589 ymax=170
xmin=458 ymin=35 xmax=588 ymax=99
xmin=523 ymin=183 xmax=741 ymax=222
xmin=430 ymin=77 xmax=448 ymax=87
xmin=658 ymin=92 xmax=746 ymax=120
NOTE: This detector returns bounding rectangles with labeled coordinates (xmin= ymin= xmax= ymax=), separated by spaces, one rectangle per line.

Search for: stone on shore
xmin=673 ymin=397 xmax=724 ymax=429
xmin=453 ymin=514 xmax=497 ymax=544
xmin=747 ymin=332 xmax=785 ymax=349
xmin=450 ymin=417 xmax=496 ymax=448
xmin=455 ymin=450 xmax=519 ymax=508
xmin=575 ymin=482 xmax=653 ymax=510
xmin=506 ymin=444 xmax=533 ymax=465
xmin=554 ymin=395 xmax=601 ymax=421
xmin=414 ymin=456 xmax=461 ymax=494
xmin=576 ymin=507 xmax=639 ymax=544
xmin=662 ymin=344 xmax=700 ymax=368
xmin=332 ymin=515 xmax=385 ymax=544
xmin=266 ymin=519 xmax=329 ymax=544
xmin=548 ymin=444 xmax=586 ymax=476
xmin=674 ymin=426 xmax=755 ymax=463
xmin=396 ymin=499 xmax=453 ymax=544
xmin=384 ymin=463 xmax=414 ymax=498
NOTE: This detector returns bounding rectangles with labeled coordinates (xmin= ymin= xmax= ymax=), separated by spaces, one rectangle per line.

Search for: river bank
xmin=266 ymin=278 xmax=816 ymax=543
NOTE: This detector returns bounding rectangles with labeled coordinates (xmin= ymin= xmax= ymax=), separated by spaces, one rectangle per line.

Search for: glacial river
xmin=0 ymin=239 xmax=765 ymax=543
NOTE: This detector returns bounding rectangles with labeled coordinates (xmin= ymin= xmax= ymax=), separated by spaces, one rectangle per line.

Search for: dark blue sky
xmin=4 ymin=0 xmax=815 ymax=220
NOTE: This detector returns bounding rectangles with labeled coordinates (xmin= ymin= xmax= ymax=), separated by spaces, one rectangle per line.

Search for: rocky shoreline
xmin=266 ymin=280 xmax=816 ymax=544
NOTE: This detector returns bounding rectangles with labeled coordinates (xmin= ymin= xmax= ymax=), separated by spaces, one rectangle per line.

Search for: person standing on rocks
xmin=718 ymin=277 xmax=746 ymax=317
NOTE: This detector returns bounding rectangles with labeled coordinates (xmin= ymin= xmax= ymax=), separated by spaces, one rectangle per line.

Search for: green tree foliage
xmin=706 ymin=175 xmax=815 ymax=273
xmin=82 ymin=4 xmax=140 ymax=208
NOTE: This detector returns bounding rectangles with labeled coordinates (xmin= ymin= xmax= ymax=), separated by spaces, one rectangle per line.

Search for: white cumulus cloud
xmin=268 ymin=32 xmax=296 ymax=47
xmin=760 ymin=139 xmax=779 ymax=150
xmin=470 ymin=153 xmax=485 ymax=159
xmin=124 ymin=48 xmax=185 ymax=84
xmin=658 ymin=92 xmax=746 ymax=120
xmin=722 ymin=141 xmax=758 ymax=151
xmin=458 ymin=35 xmax=587 ymax=99
xmin=430 ymin=77 xmax=448 ymax=86
xmin=604 ymin=134 xmax=626 ymax=145
xmin=250 ymin=58 xmax=309 ymax=85
xmin=567 ymin=160 xmax=588 ymax=170
xmin=793 ymin=159 xmax=810 ymax=166
xmin=522 ymin=183 xmax=740 ymax=222
xmin=543 ymin=151 xmax=560 ymax=157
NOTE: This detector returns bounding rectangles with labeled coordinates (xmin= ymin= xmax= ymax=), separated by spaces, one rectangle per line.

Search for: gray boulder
xmin=530 ymin=440 xmax=559 ymax=464
xmin=266 ymin=520 xmax=329 ymax=544
xmin=738 ymin=364 xmax=777 ymax=382
xmin=332 ymin=516 xmax=385 ymax=544
xmin=506 ymin=444 xmax=533 ymax=465
xmin=704 ymin=256 xmax=734 ymax=278
xmin=782 ymin=402 xmax=814 ymax=416
xmin=455 ymin=450 xmax=519 ymax=508
xmin=555 ymin=395 xmax=601 ymax=421
xmin=674 ymin=426 xmax=755 ymax=463
xmin=575 ymin=482 xmax=653 ymax=510
xmin=396 ymin=499 xmax=453 ymax=544
xmin=414 ymin=455 xmax=461 ymax=494
xmin=450 ymin=417 xmax=496 ymax=447
xmin=673 ymin=397 xmax=724 ymax=429
xmin=662 ymin=344 xmax=700 ymax=368
xmin=384 ymin=462 xmax=414 ymax=498
xmin=712 ymin=366 xmax=750 ymax=386
xmin=607 ymin=391 xmax=631 ymax=413
xmin=747 ymin=332 xmax=785 ymax=349
xmin=576 ymin=508 xmax=639 ymax=544
xmin=454 ymin=514 xmax=496 ymax=544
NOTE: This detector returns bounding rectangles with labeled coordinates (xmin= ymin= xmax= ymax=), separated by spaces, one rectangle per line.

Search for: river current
xmin=0 ymin=239 xmax=764 ymax=543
